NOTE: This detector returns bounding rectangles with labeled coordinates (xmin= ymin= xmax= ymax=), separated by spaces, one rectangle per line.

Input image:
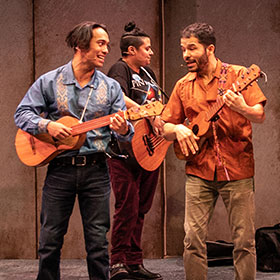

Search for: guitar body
xmin=15 ymin=116 xmax=86 ymax=167
xmin=132 ymin=118 xmax=172 ymax=171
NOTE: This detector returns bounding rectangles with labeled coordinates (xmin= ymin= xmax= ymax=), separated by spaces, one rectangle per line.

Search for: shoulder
xmin=96 ymin=70 xmax=122 ymax=90
xmin=142 ymin=65 xmax=156 ymax=78
xmin=37 ymin=63 xmax=69 ymax=84
xmin=227 ymin=63 xmax=247 ymax=75
xmin=226 ymin=63 xmax=261 ymax=86
xmin=108 ymin=59 xmax=129 ymax=77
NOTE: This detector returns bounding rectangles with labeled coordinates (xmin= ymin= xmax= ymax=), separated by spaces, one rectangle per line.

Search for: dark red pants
xmin=107 ymin=158 xmax=159 ymax=266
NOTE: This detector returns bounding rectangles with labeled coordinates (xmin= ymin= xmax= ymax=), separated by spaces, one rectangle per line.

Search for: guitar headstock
xmin=126 ymin=101 xmax=165 ymax=121
xmin=232 ymin=64 xmax=261 ymax=92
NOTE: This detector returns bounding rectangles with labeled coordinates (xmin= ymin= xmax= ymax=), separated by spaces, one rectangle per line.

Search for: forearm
xmin=14 ymin=107 xmax=49 ymax=134
xmin=163 ymin=122 xmax=179 ymax=141
xmin=223 ymin=90 xmax=265 ymax=123
xmin=237 ymin=103 xmax=265 ymax=123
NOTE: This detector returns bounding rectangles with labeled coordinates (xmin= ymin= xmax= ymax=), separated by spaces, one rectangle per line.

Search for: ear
xmin=127 ymin=46 xmax=136 ymax=55
xmin=206 ymin=44 xmax=215 ymax=55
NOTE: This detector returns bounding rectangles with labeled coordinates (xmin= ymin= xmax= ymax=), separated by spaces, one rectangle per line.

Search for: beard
xmin=187 ymin=48 xmax=209 ymax=73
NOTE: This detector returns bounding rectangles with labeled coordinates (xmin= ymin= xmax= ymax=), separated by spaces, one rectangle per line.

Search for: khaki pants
xmin=183 ymin=175 xmax=256 ymax=280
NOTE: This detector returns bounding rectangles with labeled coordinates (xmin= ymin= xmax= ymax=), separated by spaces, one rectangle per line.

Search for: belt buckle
xmin=73 ymin=156 xmax=87 ymax=166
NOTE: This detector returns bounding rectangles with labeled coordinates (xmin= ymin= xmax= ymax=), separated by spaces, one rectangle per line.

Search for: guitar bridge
xmin=143 ymin=134 xmax=154 ymax=156
xmin=29 ymin=135 xmax=36 ymax=155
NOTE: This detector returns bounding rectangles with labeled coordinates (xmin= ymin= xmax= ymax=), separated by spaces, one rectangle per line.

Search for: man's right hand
xmin=174 ymin=124 xmax=200 ymax=157
xmin=47 ymin=121 xmax=72 ymax=140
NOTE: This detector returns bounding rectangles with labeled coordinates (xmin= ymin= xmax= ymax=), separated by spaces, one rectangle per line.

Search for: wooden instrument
xmin=132 ymin=118 xmax=172 ymax=171
xmin=15 ymin=101 xmax=164 ymax=167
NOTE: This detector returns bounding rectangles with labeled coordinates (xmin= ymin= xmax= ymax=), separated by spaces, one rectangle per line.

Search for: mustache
xmin=180 ymin=59 xmax=196 ymax=68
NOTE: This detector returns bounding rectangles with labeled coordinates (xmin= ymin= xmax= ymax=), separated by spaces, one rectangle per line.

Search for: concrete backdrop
xmin=1 ymin=0 xmax=279 ymax=259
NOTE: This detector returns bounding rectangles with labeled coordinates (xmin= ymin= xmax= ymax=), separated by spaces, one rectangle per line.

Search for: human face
xmin=134 ymin=37 xmax=154 ymax=67
xmin=180 ymin=36 xmax=209 ymax=73
xmin=81 ymin=27 xmax=110 ymax=69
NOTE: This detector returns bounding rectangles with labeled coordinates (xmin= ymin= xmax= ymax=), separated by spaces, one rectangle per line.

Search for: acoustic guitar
xmin=15 ymin=101 xmax=164 ymax=167
xmin=174 ymin=64 xmax=262 ymax=160
xmin=132 ymin=118 xmax=172 ymax=171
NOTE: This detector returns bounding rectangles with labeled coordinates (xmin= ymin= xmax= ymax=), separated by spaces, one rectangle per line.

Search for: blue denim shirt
xmin=14 ymin=61 xmax=134 ymax=156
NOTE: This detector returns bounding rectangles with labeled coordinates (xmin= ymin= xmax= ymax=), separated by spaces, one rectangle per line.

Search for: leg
xmin=37 ymin=165 xmax=76 ymax=280
xmin=220 ymin=178 xmax=256 ymax=280
xmin=127 ymin=167 xmax=160 ymax=265
xmin=183 ymin=175 xmax=218 ymax=280
xmin=78 ymin=162 xmax=111 ymax=280
xmin=107 ymin=158 xmax=140 ymax=266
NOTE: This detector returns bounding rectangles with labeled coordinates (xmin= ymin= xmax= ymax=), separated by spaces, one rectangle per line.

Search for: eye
xmin=97 ymin=41 xmax=110 ymax=52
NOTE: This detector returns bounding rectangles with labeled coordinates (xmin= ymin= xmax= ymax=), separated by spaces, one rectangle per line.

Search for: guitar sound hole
xmin=192 ymin=125 xmax=199 ymax=135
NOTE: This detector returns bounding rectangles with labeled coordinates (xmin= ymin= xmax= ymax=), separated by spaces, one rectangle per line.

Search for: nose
xmin=103 ymin=44 xmax=110 ymax=54
xmin=182 ymin=49 xmax=190 ymax=60
xmin=149 ymin=49 xmax=154 ymax=56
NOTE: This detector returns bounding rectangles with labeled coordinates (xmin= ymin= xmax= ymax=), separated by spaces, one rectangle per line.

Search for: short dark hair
xmin=120 ymin=21 xmax=150 ymax=56
xmin=65 ymin=21 xmax=108 ymax=51
xmin=181 ymin=23 xmax=216 ymax=48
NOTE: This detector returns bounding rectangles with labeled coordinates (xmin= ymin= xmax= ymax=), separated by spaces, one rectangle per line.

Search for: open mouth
xmin=186 ymin=60 xmax=196 ymax=68
xmin=97 ymin=55 xmax=105 ymax=62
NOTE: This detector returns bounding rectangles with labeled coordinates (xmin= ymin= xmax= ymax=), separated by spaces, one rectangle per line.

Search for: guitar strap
xmin=211 ymin=62 xmax=230 ymax=181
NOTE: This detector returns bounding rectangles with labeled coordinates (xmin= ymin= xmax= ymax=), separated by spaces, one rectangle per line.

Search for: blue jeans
xmin=37 ymin=159 xmax=110 ymax=280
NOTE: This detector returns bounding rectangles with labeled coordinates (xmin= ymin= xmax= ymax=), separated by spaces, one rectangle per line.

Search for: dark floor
xmin=0 ymin=258 xmax=279 ymax=279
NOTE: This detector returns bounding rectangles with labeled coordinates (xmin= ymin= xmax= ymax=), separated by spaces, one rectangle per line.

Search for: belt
xmin=50 ymin=153 xmax=106 ymax=167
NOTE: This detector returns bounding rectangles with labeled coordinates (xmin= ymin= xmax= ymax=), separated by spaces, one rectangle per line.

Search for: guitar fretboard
xmin=71 ymin=111 xmax=125 ymax=136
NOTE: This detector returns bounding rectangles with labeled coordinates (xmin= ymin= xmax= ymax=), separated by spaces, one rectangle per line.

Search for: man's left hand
xmin=110 ymin=111 xmax=129 ymax=135
xmin=223 ymin=89 xmax=247 ymax=114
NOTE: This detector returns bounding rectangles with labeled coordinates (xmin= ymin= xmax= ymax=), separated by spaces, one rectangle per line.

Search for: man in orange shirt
xmin=161 ymin=22 xmax=266 ymax=280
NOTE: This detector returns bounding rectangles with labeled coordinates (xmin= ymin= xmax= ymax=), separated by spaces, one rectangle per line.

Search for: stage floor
xmin=0 ymin=257 xmax=279 ymax=279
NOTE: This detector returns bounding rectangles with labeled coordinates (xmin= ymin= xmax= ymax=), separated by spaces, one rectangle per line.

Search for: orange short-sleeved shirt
xmin=161 ymin=59 xmax=267 ymax=181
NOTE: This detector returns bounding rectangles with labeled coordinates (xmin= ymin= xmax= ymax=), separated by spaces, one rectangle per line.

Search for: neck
xmin=72 ymin=56 xmax=95 ymax=87
xmin=122 ymin=57 xmax=140 ymax=73
xmin=199 ymin=56 xmax=217 ymax=81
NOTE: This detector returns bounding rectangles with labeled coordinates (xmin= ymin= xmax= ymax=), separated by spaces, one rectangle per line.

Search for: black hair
xmin=120 ymin=21 xmax=150 ymax=56
xmin=181 ymin=22 xmax=216 ymax=48
xmin=65 ymin=21 xmax=108 ymax=51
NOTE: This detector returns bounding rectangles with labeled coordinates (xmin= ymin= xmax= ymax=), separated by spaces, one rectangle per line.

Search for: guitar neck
xmin=69 ymin=100 xmax=164 ymax=136
xmin=206 ymin=96 xmax=225 ymax=121
xmin=206 ymin=64 xmax=261 ymax=121
xmin=71 ymin=111 xmax=126 ymax=136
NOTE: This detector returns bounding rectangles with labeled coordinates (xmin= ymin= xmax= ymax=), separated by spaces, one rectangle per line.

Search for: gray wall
xmin=1 ymin=0 xmax=280 ymax=259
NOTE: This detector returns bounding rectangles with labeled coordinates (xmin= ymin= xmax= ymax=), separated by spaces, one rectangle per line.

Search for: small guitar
xmin=15 ymin=101 xmax=164 ymax=167
xmin=174 ymin=64 xmax=262 ymax=160
xmin=132 ymin=118 xmax=172 ymax=171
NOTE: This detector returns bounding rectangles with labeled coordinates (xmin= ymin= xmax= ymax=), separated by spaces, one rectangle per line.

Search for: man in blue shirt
xmin=14 ymin=21 xmax=133 ymax=280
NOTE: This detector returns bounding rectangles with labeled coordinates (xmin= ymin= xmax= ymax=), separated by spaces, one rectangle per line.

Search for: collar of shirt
xmin=61 ymin=60 xmax=99 ymax=90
